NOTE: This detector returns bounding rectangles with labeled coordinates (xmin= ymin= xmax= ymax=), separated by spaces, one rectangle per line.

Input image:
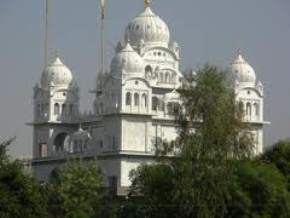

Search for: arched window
xmin=62 ymin=104 xmax=66 ymax=115
xmin=158 ymin=99 xmax=165 ymax=111
xmin=254 ymin=103 xmax=259 ymax=117
xmin=54 ymin=132 xmax=68 ymax=153
xmin=99 ymin=103 xmax=104 ymax=114
xmin=142 ymin=94 xmax=147 ymax=107
xmin=44 ymin=103 xmax=49 ymax=114
xmin=160 ymin=73 xmax=164 ymax=82
xmin=69 ymin=104 xmax=74 ymax=115
xmin=173 ymin=103 xmax=181 ymax=114
xmin=39 ymin=143 xmax=48 ymax=158
xmin=239 ymin=101 xmax=244 ymax=114
xmin=246 ymin=102 xmax=252 ymax=119
xmin=54 ymin=103 xmax=60 ymax=115
xmin=171 ymin=73 xmax=176 ymax=83
xmin=165 ymin=72 xmax=170 ymax=83
xmin=152 ymin=97 xmax=158 ymax=111
xmin=167 ymin=102 xmax=180 ymax=115
xmin=167 ymin=103 xmax=174 ymax=115
xmin=37 ymin=104 xmax=41 ymax=116
xmin=145 ymin=65 xmax=152 ymax=73
xmin=126 ymin=92 xmax=131 ymax=106
xmin=134 ymin=93 xmax=139 ymax=106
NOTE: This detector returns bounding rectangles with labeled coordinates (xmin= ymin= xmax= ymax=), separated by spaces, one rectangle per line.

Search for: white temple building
xmin=31 ymin=3 xmax=268 ymax=194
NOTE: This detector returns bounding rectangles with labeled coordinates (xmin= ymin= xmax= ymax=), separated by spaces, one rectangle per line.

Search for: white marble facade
xmin=31 ymin=5 xmax=267 ymax=192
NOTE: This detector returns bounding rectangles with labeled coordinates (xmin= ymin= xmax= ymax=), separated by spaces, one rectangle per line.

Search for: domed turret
xmin=230 ymin=52 xmax=256 ymax=85
xmin=124 ymin=7 xmax=170 ymax=47
xmin=71 ymin=126 xmax=91 ymax=141
xmin=41 ymin=57 xmax=74 ymax=88
xmin=230 ymin=53 xmax=256 ymax=84
xmin=110 ymin=43 xmax=144 ymax=74
xmin=69 ymin=126 xmax=92 ymax=153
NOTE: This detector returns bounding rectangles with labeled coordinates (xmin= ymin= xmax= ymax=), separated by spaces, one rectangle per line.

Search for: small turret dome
xmin=41 ymin=57 xmax=74 ymax=88
xmin=124 ymin=7 xmax=170 ymax=47
xmin=110 ymin=43 xmax=144 ymax=74
xmin=71 ymin=126 xmax=91 ymax=141
xmin=230 ymin=53 xmax=256 ymax=84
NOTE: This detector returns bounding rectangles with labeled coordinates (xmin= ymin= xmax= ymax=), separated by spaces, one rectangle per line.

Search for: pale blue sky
xmin=0 ymin=0 xmax=290 ymax=157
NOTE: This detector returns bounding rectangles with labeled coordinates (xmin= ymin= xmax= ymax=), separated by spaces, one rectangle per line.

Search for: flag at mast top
xmin=100 ymin=0 xmax=105 ymax=19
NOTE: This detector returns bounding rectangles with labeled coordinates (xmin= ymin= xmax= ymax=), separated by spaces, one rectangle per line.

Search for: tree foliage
xmin=129 ymin=65 xmax=255 ymax=218
xmin=261 ymin=140 xmax=290 ymax=187
xmin=48 ymin=159 xmax=104 ymax=218
xmin=0 ymin=139 xmax=48 ymax=218
xmin=227 ymin=161 xmax=290 ymax=218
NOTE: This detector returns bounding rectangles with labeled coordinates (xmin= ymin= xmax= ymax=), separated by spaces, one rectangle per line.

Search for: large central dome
xmin=124 ymin=7 xmax=170 ymax=47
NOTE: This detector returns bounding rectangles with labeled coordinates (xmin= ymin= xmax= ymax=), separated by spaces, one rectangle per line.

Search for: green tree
xmin=227 ymin=160 xmax=290 ymax=218
xmin=48 ymin=159 xmax=104 ymax=218
xmin=130 ymin=65 xmax=254 ymax=218
xmin=261 ymin=140 xmax=290 ymax=188
xmin=128 ymin=164 xmax=176 ymax=218
xmin=0 ymin=139 xmax=48 ymax=218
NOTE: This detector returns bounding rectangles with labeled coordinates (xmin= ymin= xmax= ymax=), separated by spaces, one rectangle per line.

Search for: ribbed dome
xmin=124 ymin=7 xmax=170 ymax=47
xmin=230 ymin=53 xmax=256 ymax=84
xmin=110 ymin=43 xmax=144 ymax=74
xmin=41 ymin=57 xmax=74 ymax=88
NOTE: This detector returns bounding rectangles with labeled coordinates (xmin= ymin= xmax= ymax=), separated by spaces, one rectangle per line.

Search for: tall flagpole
xmin=100 ymin=0 xmax=106 ymax=75
xmin=44 ymin=0 xmax=49 ymax=67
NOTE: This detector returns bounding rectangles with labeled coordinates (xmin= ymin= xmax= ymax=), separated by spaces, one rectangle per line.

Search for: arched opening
xmin=238 ymin=101 xmax=244 ymax=114
xmin=158 ymin=99 xmax=165 ymax=111
xmin=171 ymin=73 xmax=176 ymax=83
xmin=39 ymin=143 xmax=48 ymax=158
xmin=246 ymin=102 xmax=252 ymax=120
xmin=69 ymin=104 xmax=74 ymax=115
xmin=37 ymin=104 xmax=41 ymax=117
xmin=134 ymin=93 xmax=139 ymax=106
xmin=145 ymin=65 xmax=152 ymax=78
xmin=54 ymin=132 xmax=68 ymax=153
xmin=165 ymin=72 xmax=170 ymax=83
xmin=167 ymin=102 xmax=180 ymax=115
xmin=99 ymin=103 xmax=104 ymax=114
xmin=49 ymin=167 xmax=61 ymax=183
xmin=44 ymin=103 xmax=49 ymax=116
xmin=126 ymin=92 xmax=131 ymax=106
xmin=142 ymin=94 xmax=147 ymax=107
xmin=254 ymin=103 xmax=259 ymax=118
xmin=159 ymin=73 xmax=164 ymax=83
xmin=152 ymin=97 xmax=158 ymax=111
xmin=54 ymin=103 xmax=60 ymax=115
xmin=62 ymin=104 xmax=67 ymax=115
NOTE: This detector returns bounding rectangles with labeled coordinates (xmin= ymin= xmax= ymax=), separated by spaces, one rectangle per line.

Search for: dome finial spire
xmin=54 ymin=48 xmax=59 ymax=59
xmin=237 ymin=48 xmax=242 ymax=56
xmin=144 ymin=0 xmax=152 ymax=8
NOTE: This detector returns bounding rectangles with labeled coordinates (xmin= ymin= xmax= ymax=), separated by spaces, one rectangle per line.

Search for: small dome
xmin=110 ymin=43 xmax=144 ymax=74
xmin=72 ymin=126 xmax=91 ymax=141
xmin=41 ymin=57 xmax=74 ymax=88
xmin=230 ymin=53 xmax=256 ymax=84
xmin=124 ymin=7 xmax=170 ymax=47
xmin=164 ymin=90 xmax=180 ymax=102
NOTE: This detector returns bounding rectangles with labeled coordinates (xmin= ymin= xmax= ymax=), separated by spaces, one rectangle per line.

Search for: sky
xmin=0 ymin=0 xmax=290 ymax=158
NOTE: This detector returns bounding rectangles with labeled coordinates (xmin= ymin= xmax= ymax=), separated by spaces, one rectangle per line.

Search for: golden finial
xmin=144 ymin=0 xmax=152 ymax=8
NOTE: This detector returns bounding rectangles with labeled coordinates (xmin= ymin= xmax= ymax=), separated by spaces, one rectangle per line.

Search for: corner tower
xmin=32 ymin=56 xmax=79 ymax=160
xmin=230 ymin=51 xmax=267 ymax=154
